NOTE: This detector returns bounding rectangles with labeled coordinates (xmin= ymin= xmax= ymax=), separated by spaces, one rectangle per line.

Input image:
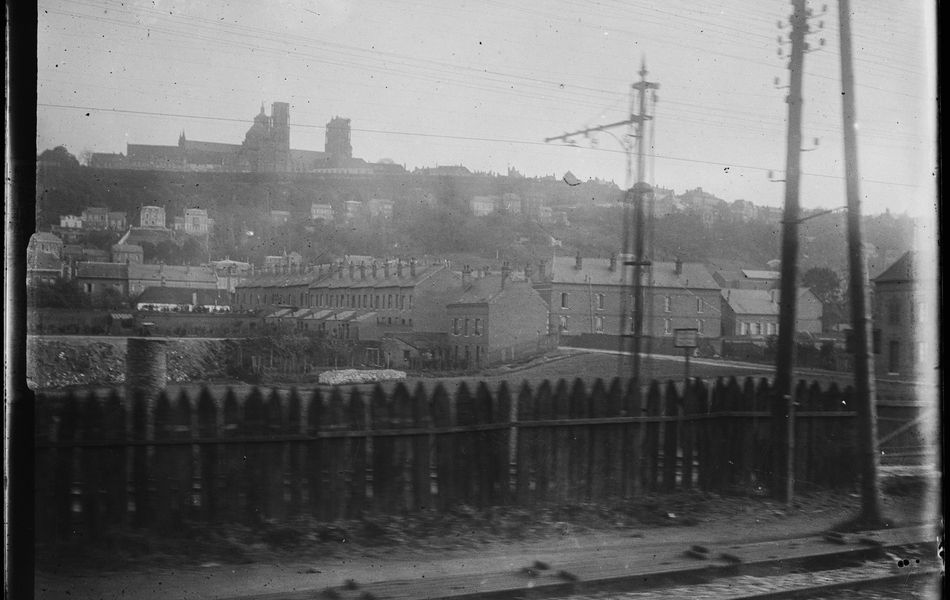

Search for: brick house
xmin=548 ymin=255 xmax=722 ymax=354
xmin=446 ymin=266 xmax=550 ymax=366
xmin=28 ymin=232 xmax=64 ymax=259
xmin=76 ymin=262 xmax=130 ymax=296
xmin=720 ymin=288 xmax=823 ymax=337
xmin=127 ymin=264 xmax=218 ymax=296
xmin=81 ymin=207 xmax=109 ymax=230
xmin=872 ymin=251 xmax=934 ymax=378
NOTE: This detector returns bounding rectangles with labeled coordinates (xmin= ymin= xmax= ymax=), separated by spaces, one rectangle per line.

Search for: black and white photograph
xmin=11 ymin=0 xmax=941 ymax=598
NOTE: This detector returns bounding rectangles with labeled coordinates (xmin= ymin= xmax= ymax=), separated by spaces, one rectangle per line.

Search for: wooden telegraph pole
xmin=837 ymin=0 xmax=884 ymax=525
xmin=772 ymin=0 xmax=808 ymax=503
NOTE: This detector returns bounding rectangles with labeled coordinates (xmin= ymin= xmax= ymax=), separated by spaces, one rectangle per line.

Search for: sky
xmin=37 ymin=0 xmax=937 ymax=218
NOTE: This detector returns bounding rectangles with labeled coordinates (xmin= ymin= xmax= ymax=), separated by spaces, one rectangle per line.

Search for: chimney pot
xmin=575 ymin=252 xmax=582 ymax=270
xmin=675 ymin=257 xmax=683 ymax=275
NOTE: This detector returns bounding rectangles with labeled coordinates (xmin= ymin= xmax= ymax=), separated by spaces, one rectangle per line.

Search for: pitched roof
xmin=551 ymin=256 xmax=719 ymax=290
xmin=721 ymin=289 xmax=780 ymax=316
xmin=307 ymin=263 xmax=451 ymax=290
xmin=128 ymin=264 xmax=217 ymax=285
xmin=873 ymin=251 xmax=917 ymax=284
xmin=135 ymin=287 xmax=230 ymax=305
xmin=77 ymin=262 xmax=129 ymax=279
xmin=31 ymin=232 xmax=63 ymax=244
xmin=721 ymin=287 xmax=817 ymax=315
xmin=28 ymin=251 xmax=63 ymax=272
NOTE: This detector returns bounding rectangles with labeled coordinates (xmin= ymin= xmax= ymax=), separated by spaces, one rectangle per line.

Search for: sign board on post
xmin=673 ymin=328 xmax=699 ymax=348
xmin=673 ymin=328 xmax=699 ymax=395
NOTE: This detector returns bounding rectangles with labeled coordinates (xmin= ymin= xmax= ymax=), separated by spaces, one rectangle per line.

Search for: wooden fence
xmin=34 ymin=376 xmax=859 ymax=541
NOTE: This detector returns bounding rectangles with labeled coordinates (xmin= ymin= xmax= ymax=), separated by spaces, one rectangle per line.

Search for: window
xmin=403 ymin=350 xmax=411 ymax=362
xmin=464 ymin=318 xmax=469 ymax=336
xmin=595 ymin=316 xmax=604 ymax=333
xmin=465 ymin=346 xmax=471 ymax=361
xmin=597 ymin=294 xmax=605 ymax=310
xmin=559 ymin=315 xmax=569 ymax=332
xmin=409 ymin=295 xmax=413 ymax=310
xmin=388 ymin=294 xmax=393 ymax=309
xmin=454 ymin=346 xmax=460 ymax=359
xmin=561 ymin=292 xmax=569 ymax=309
xmin=475 ymin=346 xmax=482 ymax=363
xmin=664 ymin=296 xmax=672 ymax=313
xmin=453 ymin=318 xmax=460 ymax=335
xmin=887 ymin=300 xmax=901 ymax=325
xmin=697 ymin=319 xmax=704 ymax=334
xmin=388 ymin=317 xmax=392 ymax=325
xmin=741 ymin=322 xmax=749 ymax=335
xmin=474 ymin=318 xmax=481 ymax=335
xmin=664 ymin=319 xmax=672 ymax=334
xmin=697 ymin=298 xmax=704 ymax=313
xmin=767 ymin=322 xmax=776 ymax=335
xmin=754 ymin=322 xmax=762 ymax=335
xmin=888 ymin=340 xmax=900 ymax=373
xmin=400 ymin=295 xmax=406 ymax=310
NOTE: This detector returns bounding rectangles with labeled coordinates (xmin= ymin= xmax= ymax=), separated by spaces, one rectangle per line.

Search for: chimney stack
xmin=349 ymin=262 xmax=355 ymax=279
xmin=501 ymin=261 xmax=511 ymax=289
xmin=462 ymin=264 xmax=472 ymax=286
xmin=575 ymin=252 xmax=582 ymax=270
xmin=338 ymin=263 xmax=344 ymax=279
xmin=383 ymin=262 xmax=390 ymax=278
xmin=525 ymin=262 xmax=534 ymax=280
xmin=538 ymin=261 xmax=545 ymax=280
xmin=360 ymin=262 xmax=366 ymax=279
xmin=397 ymin=260 xmax=403 ymax=278
xmin=372 ymin=262 xmax=378 ymax=278
xmin=609 ymin=252 xmax=617 ymax=271
xmin=675 ymin=257 xmax=683 ymax=276
xmin=410 ymin=258 xmax=416 ymax=277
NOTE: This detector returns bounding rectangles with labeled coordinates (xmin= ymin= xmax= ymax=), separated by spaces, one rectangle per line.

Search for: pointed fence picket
xmin=34 ymin=376 xmax=862 ymax=540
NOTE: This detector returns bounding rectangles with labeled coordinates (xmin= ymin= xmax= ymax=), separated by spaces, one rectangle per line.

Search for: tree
xmin=28 ymin=279 xmax=90 ymax=309
xmin=38 ymin=146 xmax=81 ymax=168
xmin=802 ymin=266 xmax=848 ymax=331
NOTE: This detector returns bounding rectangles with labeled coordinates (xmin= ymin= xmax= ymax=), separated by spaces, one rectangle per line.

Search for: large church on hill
xmin=90 ymin=102 xmax=371 ymax=174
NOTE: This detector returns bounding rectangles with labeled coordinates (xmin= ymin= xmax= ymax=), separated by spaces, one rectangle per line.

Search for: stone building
xmin=872 ymin=252 xmax=934 ymax=378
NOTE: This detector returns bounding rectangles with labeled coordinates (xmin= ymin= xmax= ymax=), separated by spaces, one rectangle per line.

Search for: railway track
xmin=563 ymin=540 xmax=942 ymax=600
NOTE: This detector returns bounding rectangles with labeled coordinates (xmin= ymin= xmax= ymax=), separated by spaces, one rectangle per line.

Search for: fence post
xmin=80 ymin=392 xmax=104 ymax=539
xmin=131 ymin=391 xmax=149 ymax=528
xmin=474 ymin=382 xmax=496 ymax=507
xmin=197 ymin=387 xmax=218 ymax=522
xmin=681 ymin=379 xmax=700 ymax=490
xmin=662 ymin=381 xmax=680 ymax=492
xmin=286 ymin=388 xmax=303 ymax=517
xmin=515 ymin=382 xmax=536 ymax=506
xmin=588 ymin=379 xmax=609 ymax=503
xmin=221 ymin=388 xmax=242 ymax=522
xmin=643 ymin=381 xmax=662 ymax=492
xmin=569 ymin=378 xmax=590 ymax=503
xmin=432 ymin=383 xmax=455 ymax=511
xmin=494 ymin=381 xmax=513 ymax=506
xmin=411 ymin=382 xmax=433 ymax=511
xmin=534 ymin=380 xmax=553 ymax=503
xmin=323 ymin=387 xmax=349 ymax=520
xmin=371 ymin=384 xmax=395 ymax=513
xmin=551 ymin=379 xmax=571 ymax=505
xmin=604 ymin=378 xmax=624 ymax=500
xmin=243 ymin=387 xmax=266 ymax=523
xmin=346 ymin=387 xmax=368 ymax=519
xmin=739 ymin=378 xmax=757 ymax=487
xmin=623 ymin=378 xmax=643 ymax=497
xmin=152 ymin=392 xmax=173 ymax=531
xmin=265 ymin=388 xmax=286 ymax=520
xmin=753 ymin=378 xmax=772 ymax=490
xmin=392 ymin=382 xmax=415 ymax=512
xmin=306 ymin=389 xmax=324 ymax=520
xmin=454 ymin=383 xmax=477 ymax=506
xmin=102 ymin=389 xmax=127 ymax=527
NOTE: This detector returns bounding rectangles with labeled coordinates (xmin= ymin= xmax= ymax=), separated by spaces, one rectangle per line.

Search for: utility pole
xmin=544 ymin=60 xmax=658 ymax=385
xmin=772 ymin=0 xmax=808 ymax=502
xmin=837 ymin=0 xmax=884 ymax=525
xmin=627 ymin=61 xmax=659 ymax=386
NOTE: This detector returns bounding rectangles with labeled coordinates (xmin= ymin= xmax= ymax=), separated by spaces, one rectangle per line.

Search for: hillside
xmin=35 ymin=164 xmax=916 ymax=275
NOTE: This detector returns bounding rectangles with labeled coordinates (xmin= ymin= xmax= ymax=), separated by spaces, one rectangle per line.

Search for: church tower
xmin=325 ymin=117 xmax=353 ymax=165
